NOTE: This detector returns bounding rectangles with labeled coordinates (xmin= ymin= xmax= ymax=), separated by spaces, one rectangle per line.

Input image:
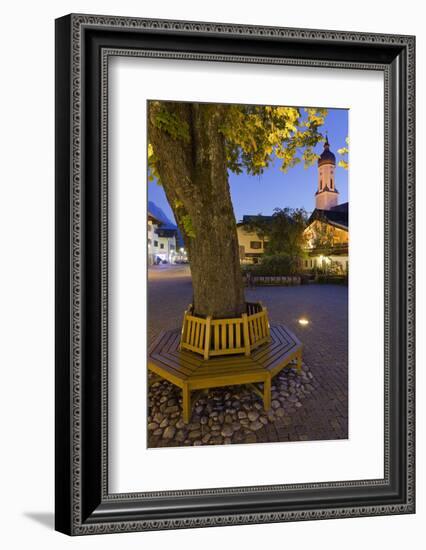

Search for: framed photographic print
xmin=55 ymin=14 xmax=415 ymax=535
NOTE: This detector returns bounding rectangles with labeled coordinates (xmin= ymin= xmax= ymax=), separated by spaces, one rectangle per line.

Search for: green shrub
xmin=316 ymin=274 xmax=348 ymax=285
xmin=242 ymin=253 xmax=297 ymax=277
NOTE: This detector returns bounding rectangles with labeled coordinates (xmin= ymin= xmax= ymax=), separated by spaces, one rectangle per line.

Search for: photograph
xmin=0 ymin=0 xmax=420 ymax=545
xmin=147 ymin=100 xmax=349 ymax=448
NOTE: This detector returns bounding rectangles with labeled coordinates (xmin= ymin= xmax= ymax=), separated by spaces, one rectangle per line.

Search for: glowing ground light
xmin=298 ymin=318 xmax=309 ymax=326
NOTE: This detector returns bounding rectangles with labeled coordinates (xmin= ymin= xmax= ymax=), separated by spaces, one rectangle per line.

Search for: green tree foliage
xmin=241 ymin=214 xmax=271 ymax=248
xmin=265 ymin=207 xmax=308 ymax=262
xmin=148 ymin=102 xmax=328 ymax=202
xmin=337 ymin=136 xmax=349 ymax=170
xmin=219 ymin=105 xmax=328 ymax=176
xmin=246 ymin=253 xmax=297 ymax=277
xmin=242 ymin=208 xmax=308 ymax=275
xmin=310 ymin=214 xmax=336 ymax=258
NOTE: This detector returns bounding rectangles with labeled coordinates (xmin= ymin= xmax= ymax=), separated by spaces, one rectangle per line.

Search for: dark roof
xmin=239 ymin=215 xmax=273 ymax=225
xmin=315 ymin=186 xmax=338 ymax=195
xmin=329 ymin=202 xmax=348 ymax=213
xmin=147 ymin=211 xmax=163 ymax=226
xmin=148 ymin=201 xmax=177 ymax=230
xmin=155 ymin=227 xmax=177 ymax=238
xmin=308 ymin=202 xmax=348 ymax=229
xmin=318 ymin=137 xmax=336 ymax=167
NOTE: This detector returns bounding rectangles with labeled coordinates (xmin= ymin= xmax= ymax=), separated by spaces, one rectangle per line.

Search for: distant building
xmin=155 ymin=226 xmax=177 ymax=263
xmin=303 ymin=138 xmax=349 ymax=273
xmin=237 ymin=137 xmax=349 ymax=273
xmin=237 ymin=215 xmax=272 ymax=264
xmin=148 ymin=211 xmax=162 ymax=265
xmin=147 ymin=210 xmax=177 ymax=265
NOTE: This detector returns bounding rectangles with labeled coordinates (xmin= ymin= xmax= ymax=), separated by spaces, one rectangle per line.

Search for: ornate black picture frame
xmin=55 ymin=14 xmax=415 ymax=535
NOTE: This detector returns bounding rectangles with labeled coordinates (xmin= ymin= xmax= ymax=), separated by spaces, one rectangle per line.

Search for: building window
xmin=250 ymin=241 xmax=262 ymax=249
xmin=160 ymin=243 xmax=164 ymax=249
xmin=154 ymin=240 xmax=158 ymax=247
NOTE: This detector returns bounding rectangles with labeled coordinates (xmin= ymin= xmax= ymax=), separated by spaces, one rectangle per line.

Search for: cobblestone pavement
xmin=147 ymin=265 xmax=348 ymax=447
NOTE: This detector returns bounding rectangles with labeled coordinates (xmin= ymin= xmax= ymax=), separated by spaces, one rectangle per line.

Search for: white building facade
xmin=147 ymin=211 xmax=177 ymax=265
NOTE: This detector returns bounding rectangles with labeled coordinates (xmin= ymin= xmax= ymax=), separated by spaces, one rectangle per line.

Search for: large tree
xmin=148 ymin=102 xmax=326 ymax=318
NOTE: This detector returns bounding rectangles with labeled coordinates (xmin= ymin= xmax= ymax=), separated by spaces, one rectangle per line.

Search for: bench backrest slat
xmin=180 ymin=303 xmax=270 ymax=359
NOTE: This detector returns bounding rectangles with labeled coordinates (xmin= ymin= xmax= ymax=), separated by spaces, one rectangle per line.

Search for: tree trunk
xmin=148 ymin=102 xmax=245 ymax=318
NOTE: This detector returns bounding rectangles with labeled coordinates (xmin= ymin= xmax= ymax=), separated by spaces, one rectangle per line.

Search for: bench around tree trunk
xmin=148 ymin=325 xmax=303 ymax=423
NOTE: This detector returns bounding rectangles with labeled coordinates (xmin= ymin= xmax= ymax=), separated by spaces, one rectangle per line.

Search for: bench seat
xmin=148 ymin=324 xmax=303 ymax=423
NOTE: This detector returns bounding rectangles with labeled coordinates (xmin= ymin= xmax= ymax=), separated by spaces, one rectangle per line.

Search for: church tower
xmin=315 ymin=136 xmax=339 ymax=211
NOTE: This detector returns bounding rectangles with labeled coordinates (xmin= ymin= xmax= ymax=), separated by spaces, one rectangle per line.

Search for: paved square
xmin=147 ymin=265 xmax=348 ymax=446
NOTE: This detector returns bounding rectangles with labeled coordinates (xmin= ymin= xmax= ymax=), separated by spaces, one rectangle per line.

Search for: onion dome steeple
xmin=318 ymin=134 xmax=336 ymax=167
xmin=315 ymin=134 xmax=339 ymax=211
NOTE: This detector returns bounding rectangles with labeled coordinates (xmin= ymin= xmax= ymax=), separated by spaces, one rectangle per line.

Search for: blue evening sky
xmin=148 ymin=107 xmax=348 ymax=222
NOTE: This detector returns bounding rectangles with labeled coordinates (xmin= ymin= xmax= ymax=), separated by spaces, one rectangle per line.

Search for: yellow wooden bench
xmin=148 ymin=324 xmax=302 ymax=423
xmin=180 ymin=302 xmax=270 ymax=359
